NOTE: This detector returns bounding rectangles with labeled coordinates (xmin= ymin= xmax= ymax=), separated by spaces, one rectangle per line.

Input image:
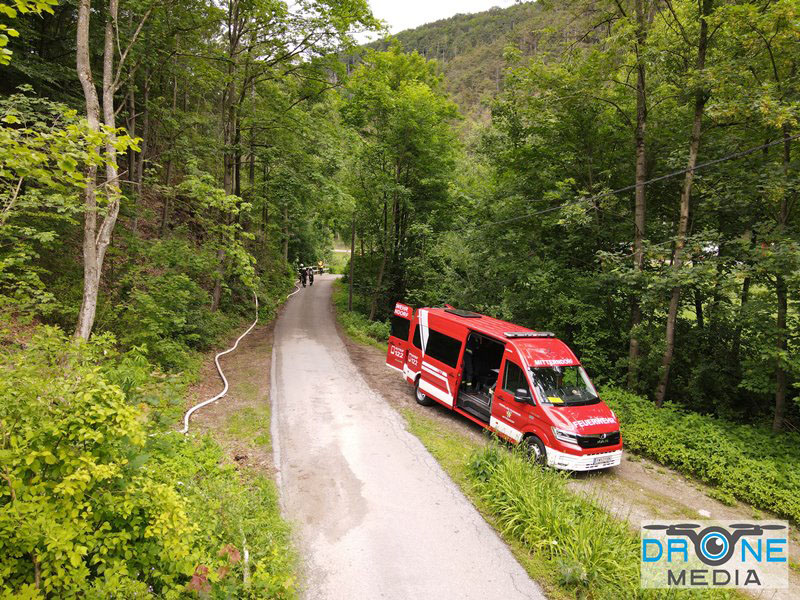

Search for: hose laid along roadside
xmin=180 ymin=282 xmax=301 ymax=434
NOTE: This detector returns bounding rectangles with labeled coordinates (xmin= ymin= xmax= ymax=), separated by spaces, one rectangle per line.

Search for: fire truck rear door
xmin=386 ymin=302 xmax=412 ymax=372
xmin=417 ymin=316 xmax=463 ymax=408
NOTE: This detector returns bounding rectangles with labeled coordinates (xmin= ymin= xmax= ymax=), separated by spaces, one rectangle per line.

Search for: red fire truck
xmin=386 ymin=303 xmax=622 ymax=471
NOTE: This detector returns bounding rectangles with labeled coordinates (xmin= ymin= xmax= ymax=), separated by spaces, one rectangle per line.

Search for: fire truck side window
xmin=391 ymin=316 xmax=410 ymax=341
xmin=426 ymin=329 xmax=462 ymax=368
xmin=412 ymin=326 xmax=421 ymax=349
xmin=502 ymin=361 xmax=530 ymax=396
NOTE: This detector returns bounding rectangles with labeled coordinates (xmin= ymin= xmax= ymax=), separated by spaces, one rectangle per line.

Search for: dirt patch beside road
xmin=333 ymin=310 xmax=488 ymax=446
xmin=184 ymin=319 xmax=277 ymax=476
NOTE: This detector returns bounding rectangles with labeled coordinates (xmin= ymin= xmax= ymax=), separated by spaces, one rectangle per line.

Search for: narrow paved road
xmin=271 ymin=275 xmax=544 ymax=600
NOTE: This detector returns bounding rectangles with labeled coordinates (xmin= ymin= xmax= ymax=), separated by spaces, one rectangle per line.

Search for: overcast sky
xmin=359 ymin=0 xmax=520 ymax=41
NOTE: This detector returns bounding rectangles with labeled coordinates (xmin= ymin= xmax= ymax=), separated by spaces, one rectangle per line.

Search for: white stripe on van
xmin=490 ymin=416 xmax=523 ymax=442
xmin=421 ymin=362 xmax=447 ymax=380
xmin=419 ymin=378 xmax=453 ymax=407
xmin=418 ymin=309 xmax=429 ymax=355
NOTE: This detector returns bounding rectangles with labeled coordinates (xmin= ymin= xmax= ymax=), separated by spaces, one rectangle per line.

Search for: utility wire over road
xmin=472 ymin=134 xmax=800 ymax=232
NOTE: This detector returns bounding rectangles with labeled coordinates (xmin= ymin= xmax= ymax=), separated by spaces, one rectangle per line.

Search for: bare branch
xmin=1 ymin=177 xmax=24 ymax=225
xmin=592 ymin=95 xmax=634 ymax=128
xmin=113 ymin=6 xmax=153 ymax=91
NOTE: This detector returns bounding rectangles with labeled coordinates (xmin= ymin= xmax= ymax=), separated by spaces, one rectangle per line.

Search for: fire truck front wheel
xmin=414 ymin=377 xmax=434 ymax=406
xmin=521 ymin=435 xmax=547 ymax=466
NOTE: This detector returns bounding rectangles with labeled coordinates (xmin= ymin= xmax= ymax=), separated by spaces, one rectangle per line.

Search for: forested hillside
xmin=368 ymin=1 xmax=593 ymax=116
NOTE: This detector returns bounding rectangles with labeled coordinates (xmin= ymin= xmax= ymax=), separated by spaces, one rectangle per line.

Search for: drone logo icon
xmin=640 ymin=520 xmax=788 ymax=589
xmin=643 ymin=523 xmax=787 ymax=566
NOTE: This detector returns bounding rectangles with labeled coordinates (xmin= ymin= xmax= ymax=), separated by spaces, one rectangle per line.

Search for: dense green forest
xmin=348 ymin=0 xmax=799 ymax=430
xmin=0 ymin=0 xmax=798 ymax=596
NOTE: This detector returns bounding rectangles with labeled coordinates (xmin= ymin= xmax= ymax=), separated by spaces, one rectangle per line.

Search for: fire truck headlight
xmin=551 ymin=426 xmax=578 ymax=445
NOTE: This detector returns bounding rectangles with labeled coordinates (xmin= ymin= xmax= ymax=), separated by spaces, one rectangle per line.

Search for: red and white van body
xmin=386 ymin=303 xmax=622 ymax=471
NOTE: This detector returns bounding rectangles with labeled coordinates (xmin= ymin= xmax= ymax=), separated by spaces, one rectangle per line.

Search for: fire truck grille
xmin=576 ymin=431 xmax=620 ymax=449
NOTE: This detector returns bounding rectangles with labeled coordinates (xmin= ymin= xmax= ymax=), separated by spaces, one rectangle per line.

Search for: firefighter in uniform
xmin=462 ymin=336 xmax=480 ymax=391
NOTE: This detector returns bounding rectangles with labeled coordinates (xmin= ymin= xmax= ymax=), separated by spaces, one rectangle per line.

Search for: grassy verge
xmin=604 ymin=388 xmax=800 ymax=524
xmin=403 ymin=408 xmax=741 ymax=600
xmin=400 ymin=409 xmax=573 ymax=600
xmin=148 ymin=432 xmax=296 ymax=599
xmin=144 ymin=310 xmax=296 ymax=598
xmin=225 ymin=403 xmax=272 ymax=449
xmin=331 ymin=279 xmax=389 ymax=350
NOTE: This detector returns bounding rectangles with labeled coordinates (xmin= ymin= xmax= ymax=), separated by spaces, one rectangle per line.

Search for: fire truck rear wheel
xmin=522 ymin=435 xmax=547 ymax=466
xmin=414 ymin=378 xmax=434 ymax=406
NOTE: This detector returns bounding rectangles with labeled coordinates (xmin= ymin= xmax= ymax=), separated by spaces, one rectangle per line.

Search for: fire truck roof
xmin=428 ymin=307 xmax=580 ymax=366
xmin=429 ymin=307 xmax=532 ymax=339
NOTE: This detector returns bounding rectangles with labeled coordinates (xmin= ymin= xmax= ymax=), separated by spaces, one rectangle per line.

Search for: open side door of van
xmin=386 ymin=302 xmax=413 ymax=372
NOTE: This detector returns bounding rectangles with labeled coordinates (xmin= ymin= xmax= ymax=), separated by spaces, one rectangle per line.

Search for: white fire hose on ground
xmin=179 ymin=282 xmax=301 ymax=435
xmin=175 ymin=281 xmax=301 ymax=588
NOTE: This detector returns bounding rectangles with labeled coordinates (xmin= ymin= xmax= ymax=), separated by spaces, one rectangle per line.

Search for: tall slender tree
xmin=655 ymin=0 xmax=715 ymax=406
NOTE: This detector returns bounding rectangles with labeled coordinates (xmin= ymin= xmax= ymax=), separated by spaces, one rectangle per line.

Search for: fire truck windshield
xmin=529 ymin=365 xmax=600 ymax=406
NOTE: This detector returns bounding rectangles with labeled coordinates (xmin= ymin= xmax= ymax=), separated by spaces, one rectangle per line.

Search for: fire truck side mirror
xmin=514 ymin=388 xmax=531 ymax=403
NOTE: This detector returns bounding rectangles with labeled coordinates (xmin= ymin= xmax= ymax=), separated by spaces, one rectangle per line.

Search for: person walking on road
xmin=308 ymin=266 xmax=315 ymax=286
xmin=299 ymin=264 xmax=307 ymax=288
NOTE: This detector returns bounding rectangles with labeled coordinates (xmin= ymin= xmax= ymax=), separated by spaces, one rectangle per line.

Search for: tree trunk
xmin=654 ymin=0 xmax=712 ymax=406
xmin=138 ymin=71 xmax=149 ymax=205
xmin=282 ymin=203 xmax=289 ymax=261
xmin=127 ymin=83 xmax=136 ymax=195
xmin=369 ymin=249 xmax=388 ymax=322
xmin=627 ymin=0 xmax=654 ymax=389
xmin=772 ymin=123 xmax=792 ymax=431
xmin=731 ymin=231 xmax=754 ymax=369
xmin=248 ymin=139 xmax=255 ymax=191
xmin=211 ymin=246 xmax=225 ymax=312
xmin=773 ymin=276 xmax=788 ymax=431
xmin=370 ymin=187 xmax=395 ymax=322
xmin=75 ymin=0 xmax=123 ymax=340
xmin=160 ymin=64 xmax=177 ymax=236
xmin=234 ymin=116 xmax=241 ymax=197
xmin=348 ymin=213 xmax=356 ymax=312
xmin=694 ymin=288 xmax=704 ymax=329
xmin=731 ymin=276 xmax=750 ymax=365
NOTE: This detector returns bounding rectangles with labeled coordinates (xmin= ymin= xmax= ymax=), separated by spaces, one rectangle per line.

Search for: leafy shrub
xmin=0 ymin=326 xmax=297 ymax=599
xmin=604 ymin=388 xmax=800 ymax=524
xmin=147 ymin=435 xmax=296 ymax=599
xmin=0 ymin=327 xmax=196 ymax=598
xmin=332 ymin=280 xmax=389 ymax=347
xmin=104 ymin=238 xmax=241 ymax=372
xmin=467 ymin=444 xmax=737 ymax=599
xmin=115 ymin=273 xmax=224 ymax=371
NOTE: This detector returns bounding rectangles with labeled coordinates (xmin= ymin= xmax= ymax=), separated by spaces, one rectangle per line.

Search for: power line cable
xmin=472 ymin=133 xmax=800 ymax=231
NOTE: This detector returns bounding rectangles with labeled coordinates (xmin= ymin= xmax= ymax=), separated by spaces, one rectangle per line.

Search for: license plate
xmin=589 ymin=456 xmax=615 ymax=467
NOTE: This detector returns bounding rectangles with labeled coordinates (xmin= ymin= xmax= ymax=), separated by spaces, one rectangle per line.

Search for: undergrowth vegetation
xmin=0 ymin=308 xmax=295 ymax=598
xmin=605 ymin=389 xmax=800 ymax=523
xmin=332 ymin=280 xmax=389 ymax=348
